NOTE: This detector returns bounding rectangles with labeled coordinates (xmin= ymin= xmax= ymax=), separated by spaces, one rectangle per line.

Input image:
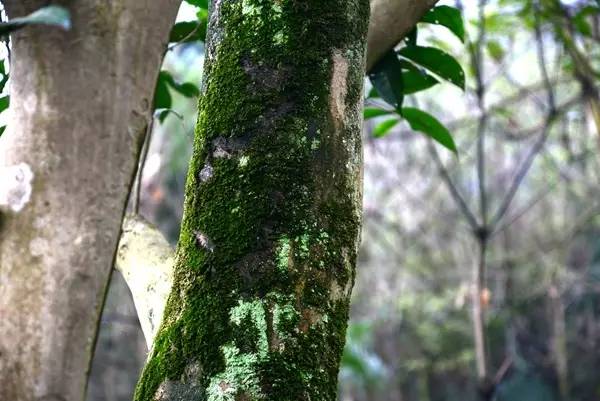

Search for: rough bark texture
xmin=135 ymin=1 xmax=369 ymax=400
xmin=367 ymin=0 xmax=439 ymax=71
xmin=0 ymin=2 xmax=180 ymax=401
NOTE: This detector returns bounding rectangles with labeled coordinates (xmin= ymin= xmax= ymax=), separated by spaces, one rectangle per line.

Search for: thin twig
xmin=490 ymin=11 xmax=558 ymax=229
xmin=474 ymin=0 xmax=489 ymax=227
xmin=427 ymin=140 xmax=480 ymax=231
xmin=133 ymin=117 xmax=156 ymax=215
xmin=490 ymin=117 xmax=555 ymax=229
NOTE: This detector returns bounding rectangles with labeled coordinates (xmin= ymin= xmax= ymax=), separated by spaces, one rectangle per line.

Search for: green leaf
xmin=401 ymin=107 xmax=457 ymax=153
xmin=154 ymin=72 xmax=173 ymax=117
xmin=421 ymin=5 xmax=465 ymax=43
xmin=0 ymin=6 xmax=71 ymax=35
xmin=402 ymin=68 xmax=439 ymax=95
xmin=173 ymin=82 xmax=200 ymax=98
xmin=0 ymin=126 xmax=5 ymax=138
xmin=573 ymin=6 xmax=598 ymax=37
xmin=486 ymin=40 xmax=505 ymax=63
xmin=156 ymin=108 xmax=184 ymax=121
xmin=169 ymin=20 xmax=206 ymax=43
xmin=405 ymin=27 xmax=418 ymax=47
xmin=154 ymin=71 xmax=199 ymax=121
xmin=159 ymin=70 xmax=200 ymax=99
xmin=373 ymin=118 xmax=399 ymax=138
xmin=0 ymin=96 xmax=9 ymax=113
xmin=367 ymin=87 xmax=379 ymax=99
xmin=398 ymin=46 xmax=465 ymax=90
xmin=368 ymin=50 xmax=405 ymax=108
xmin=0 ymin=62 xmax=9 ymax=94
xmin=185 ymin=0 xmax=209 ymax=8
xmin=364 ymin=107 xmax=392 ymax=119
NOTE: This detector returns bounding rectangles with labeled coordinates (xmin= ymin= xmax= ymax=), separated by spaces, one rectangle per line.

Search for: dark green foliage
xmin=366 ymin=6 xmax=465 ymax=151
xmin=421 ymin=5 xmax=465 ymax=42
xmin=169 ymin=20 xmax=207 ymax=44
xmin=154 ymin=71 xmax=200 ymax=122
xmin=369 ymin=51 xmax=405 ymax=109
xmin=398 ymin=46 xmax=465 ymax=90
xmin=185 ymin=0 xmax=209 ymax=9
xmin=401 ymin=107 xmax=457 ymax=153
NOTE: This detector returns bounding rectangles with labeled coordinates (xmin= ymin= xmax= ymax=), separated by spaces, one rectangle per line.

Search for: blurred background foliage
xmin=47 ymin=0 xmax=600 ymax=400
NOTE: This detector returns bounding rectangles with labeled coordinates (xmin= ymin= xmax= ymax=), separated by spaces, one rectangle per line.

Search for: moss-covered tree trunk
xmin=135 ymin=1 xmax=369 ymax=400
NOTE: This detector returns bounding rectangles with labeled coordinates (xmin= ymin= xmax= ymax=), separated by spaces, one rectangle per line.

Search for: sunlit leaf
xmin=421 ymin=5 xmax=465 ymax=42
xmin=373 ymin=118 xmax=399 ymax=138
xmin=368 ymin=50 xmax=405 ymax=108
xmin=398 ymin=46 xmax=465 ymax=90
xmin=401 ymin=107 xmax=457 ymax=153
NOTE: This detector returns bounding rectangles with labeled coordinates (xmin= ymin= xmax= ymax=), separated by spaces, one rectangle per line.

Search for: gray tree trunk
xmin=0 ymin=2 xmax=180 ymax=401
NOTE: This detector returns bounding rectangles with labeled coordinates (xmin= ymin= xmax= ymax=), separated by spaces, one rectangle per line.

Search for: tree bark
xmin=134 ymin=1 xmax=369 ymax=400
xmin=0 ymin=2 xmax=180 ymax=401
xmin=116 ymin=215 xmax=174 ymax=349
xmin=367 ymin=0 xmax=439 ymax=71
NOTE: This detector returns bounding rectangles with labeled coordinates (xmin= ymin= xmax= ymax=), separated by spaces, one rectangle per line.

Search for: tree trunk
xmin=0 ymin=2 xmax=180 ymax=401
xmin=134 ymin=1 xmax=369 ymax=400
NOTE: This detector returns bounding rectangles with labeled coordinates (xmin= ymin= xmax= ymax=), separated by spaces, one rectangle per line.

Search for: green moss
xmin=135 ymin=1 xmax=369 ymax=400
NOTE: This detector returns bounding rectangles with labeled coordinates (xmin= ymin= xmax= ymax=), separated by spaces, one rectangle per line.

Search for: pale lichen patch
xmin=241 ymin=0 xmax=261 ymax=17
xmin=230 ymin=299 xmax=268 ymax=354
xmin=194 ymin=230 xmax=215 ymax=252
xmin=276 ymin=236 xmax=291 ymax=272
xmin=29 ymin=237 xmax=49 ymax=258
xmin=199 ymin=163 xmax=214 ymax=182
xmin=206 ymin=344 xmax=263 ymax=401
xmin=0 ymin=163 xmax=34 ymax=213
xmin=238 ymin=155 xmax=250 ymax=167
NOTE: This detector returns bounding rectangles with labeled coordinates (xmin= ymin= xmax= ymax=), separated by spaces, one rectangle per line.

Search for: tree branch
xmin=367 ymin=0 xmax=439 ymax=71
xmin=115 ymin=215 xmax=174 ymax=349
